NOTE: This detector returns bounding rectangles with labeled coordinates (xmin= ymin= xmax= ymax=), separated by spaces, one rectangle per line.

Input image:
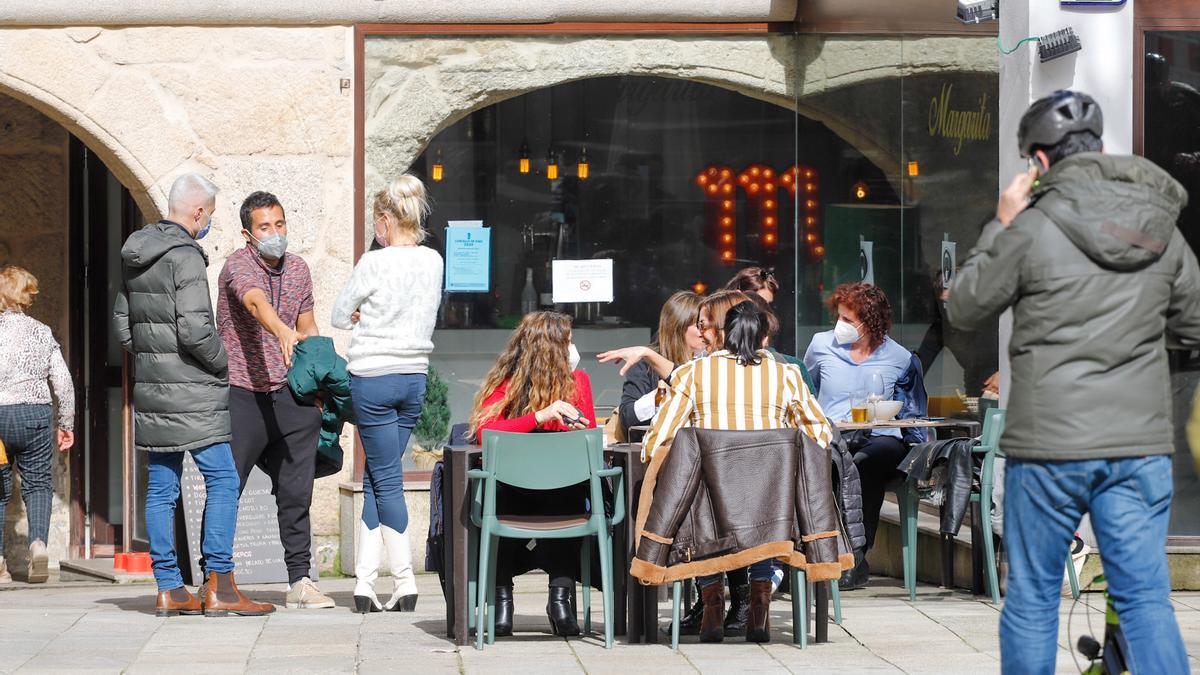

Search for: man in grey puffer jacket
xmin=948 ymin=91 xmax=1200 ymax=675
xmin=114 ymin=173 xmax=272 ymax=618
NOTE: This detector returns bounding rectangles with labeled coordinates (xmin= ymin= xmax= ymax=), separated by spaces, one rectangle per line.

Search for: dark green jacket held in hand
xmin=947 ymin=153 xmax=1200 ymax=460
xmin=113 ymin=221 xmax=231 ymax=453
xmin=288 ymin=336 xmax=355 ymax=478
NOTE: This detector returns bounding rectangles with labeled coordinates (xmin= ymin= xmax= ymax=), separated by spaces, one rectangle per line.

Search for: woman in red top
xmin=468 ymin=311 xmax=595 ymax=638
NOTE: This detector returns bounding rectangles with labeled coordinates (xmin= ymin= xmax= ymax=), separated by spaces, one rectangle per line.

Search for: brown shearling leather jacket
xmin=630 ymin=427 xmax=853 ymax=585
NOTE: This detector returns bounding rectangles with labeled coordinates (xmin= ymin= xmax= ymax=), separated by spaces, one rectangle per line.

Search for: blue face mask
xmin=195 ymin=215 xmax=212 ymax=240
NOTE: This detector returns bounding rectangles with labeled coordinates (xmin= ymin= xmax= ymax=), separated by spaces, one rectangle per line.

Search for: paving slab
xmin=0 ymin=575 xmax=1197 ymax=673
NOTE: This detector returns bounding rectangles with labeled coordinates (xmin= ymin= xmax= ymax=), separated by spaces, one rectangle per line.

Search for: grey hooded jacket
xmin=947 ymin=153 xmax=1200 ymax=460
xmin=113 ymin=221 xmax=231 ymax=453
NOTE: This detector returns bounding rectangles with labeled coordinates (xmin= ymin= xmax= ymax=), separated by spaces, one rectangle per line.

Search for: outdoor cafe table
xmin=441 ymin=442 xmax=662 ymax=646
xmin=836 ymin=417 xmax=986 ymax=594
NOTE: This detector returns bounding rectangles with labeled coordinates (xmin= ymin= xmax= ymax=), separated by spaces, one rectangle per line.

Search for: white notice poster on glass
xmin=552 ymin=259 xmax=615 ymax=303
xmin=941 ymin=237 xmax=957 ymax=290
xmin=859 ymin=240 xmax=875 ymax=286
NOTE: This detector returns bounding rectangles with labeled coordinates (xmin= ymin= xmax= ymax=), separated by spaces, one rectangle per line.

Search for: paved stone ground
xmin=0 ymin=573 xmax=1197 ymax=674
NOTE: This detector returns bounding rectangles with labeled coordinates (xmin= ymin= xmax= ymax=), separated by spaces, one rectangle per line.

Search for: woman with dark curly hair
xmin=804 ymin=282 xmax=925 ymax=589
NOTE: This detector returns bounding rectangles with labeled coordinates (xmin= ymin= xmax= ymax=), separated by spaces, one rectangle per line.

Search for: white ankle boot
xmin=353 ymin=521 xmax=384 ymax=613
xmin=381 ymin=524 xmax=418 ymax=612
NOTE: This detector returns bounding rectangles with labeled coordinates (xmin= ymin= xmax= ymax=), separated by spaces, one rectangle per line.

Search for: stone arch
xmin=0 ymin=31 xmax=207 ymax=221
xmin=364 ymin=34 xmax=997 ymax=207
xmin=0 ymin=78 xmax=159 ymax=220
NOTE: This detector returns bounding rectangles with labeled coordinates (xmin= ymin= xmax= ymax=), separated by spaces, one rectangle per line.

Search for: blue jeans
xmin=1000 ymin=455 xmax=1187 ymax=675
xmin=698 ymin=559 xmax=777 ymax=588
xmin=146 ymin=443 xmax=239 ymax=592
xmin=350 ymin=373 xmax=426 ymax=533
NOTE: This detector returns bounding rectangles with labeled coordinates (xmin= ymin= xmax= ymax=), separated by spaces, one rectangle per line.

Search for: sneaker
xmin=286 ymin=577 xmax=335 ymax=609
xmin=27 ymin=541 xmax=49 ymax=584
xmin=0 ymin=557 xmax=11 ymax=584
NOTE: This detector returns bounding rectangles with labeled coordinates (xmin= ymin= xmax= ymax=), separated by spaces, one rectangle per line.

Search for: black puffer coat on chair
xmin=829 ymin=428 xmax=867 ymax=553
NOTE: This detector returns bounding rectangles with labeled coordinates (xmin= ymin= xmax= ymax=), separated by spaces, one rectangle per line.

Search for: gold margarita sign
xmin=928 ymin=83 xmax=992 ymax=155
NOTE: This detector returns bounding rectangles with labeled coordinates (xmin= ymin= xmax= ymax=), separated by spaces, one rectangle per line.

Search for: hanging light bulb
xmin=853 ymin=181 xmax=869 ymax=200
xmin=577 ymin=147 xmax=589 ymax=180
xmin=518 ymin=140 xmax=531 ymax=175
xmin=431 ymin=149 xmax=444 ymax=182
xmin=546 ymin=148 xmax=559 ymax=181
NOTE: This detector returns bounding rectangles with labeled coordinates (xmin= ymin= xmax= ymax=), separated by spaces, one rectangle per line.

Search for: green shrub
xmin=414 ymin=366 xmax=451 ymax=450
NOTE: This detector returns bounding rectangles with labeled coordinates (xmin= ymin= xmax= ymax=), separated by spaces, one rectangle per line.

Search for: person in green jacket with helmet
xmin=947 ymin=90 xmax=1200 ymax=675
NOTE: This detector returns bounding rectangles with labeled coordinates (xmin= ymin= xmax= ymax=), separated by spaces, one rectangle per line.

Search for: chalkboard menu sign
xmin=181 ymin=454 xmax=317 ymax=584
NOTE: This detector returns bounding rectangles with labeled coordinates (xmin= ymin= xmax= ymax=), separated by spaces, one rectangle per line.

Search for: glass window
xmin=1145 ymin=32 xmax=1200 ymax=537
xmin=364 ymin=34 xmax=1000 ymax=474
xmin=792 ymin=37 xmax=999 ymax=413
xmin=390 ymin=73 xmax=815 ymax=434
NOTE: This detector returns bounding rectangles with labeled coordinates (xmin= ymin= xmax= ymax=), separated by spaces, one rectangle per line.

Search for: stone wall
xmin=0 ymin=94 xmax=71 ymax=567
xmin=0 ymin=0 xmax=795 ymax=26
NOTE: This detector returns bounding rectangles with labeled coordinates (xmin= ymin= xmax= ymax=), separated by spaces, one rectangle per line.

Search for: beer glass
xmin=850 ymin=390 xmax=870 ymax=423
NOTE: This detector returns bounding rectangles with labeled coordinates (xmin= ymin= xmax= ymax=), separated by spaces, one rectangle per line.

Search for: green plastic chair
xmin=975 ymin=409 xmax=1080 ymax=604
xmin=900 ymin=408 xmax=1081 ymax=603
xmin=468 ymin=429 xmax=625 ymax=649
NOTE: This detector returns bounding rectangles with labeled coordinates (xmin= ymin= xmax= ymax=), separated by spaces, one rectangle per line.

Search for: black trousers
xmin=229 ymin=386 xmax=322 ymax=584
xmin=850 ymin=434 xmax=908 ymax=552
xmin=494 ymin=482 xmax=588 ymax=589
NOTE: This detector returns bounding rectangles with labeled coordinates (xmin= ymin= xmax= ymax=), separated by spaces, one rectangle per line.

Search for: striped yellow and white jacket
xmin=641 ymin=349 xmax=833 ymax=460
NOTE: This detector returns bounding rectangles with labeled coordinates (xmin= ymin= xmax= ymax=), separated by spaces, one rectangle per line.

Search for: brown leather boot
xmin=699 ymin=581 xmax=725 ymax=643
xmin=746 ymin=579 xmax=772 ymax=643
xmin=202 ymin=571 xmax=276 ymax=617
xmin=155 ymin=586 xmax=203 ymax=617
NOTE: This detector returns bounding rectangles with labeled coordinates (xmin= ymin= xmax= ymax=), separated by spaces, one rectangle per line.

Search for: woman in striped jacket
xmin=641 ymin=299 xmax=833 ymax=643
xmin=642 ymin=299 xmax=831 ymax=459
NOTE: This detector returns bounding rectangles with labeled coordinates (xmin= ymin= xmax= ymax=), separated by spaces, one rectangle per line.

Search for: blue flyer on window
xmin=445 ymin=225 xmax=490 ymax=292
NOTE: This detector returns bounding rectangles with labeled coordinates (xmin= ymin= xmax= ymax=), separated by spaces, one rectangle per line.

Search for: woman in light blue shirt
xmin=804 ymin=282 xmax=925 ymax=591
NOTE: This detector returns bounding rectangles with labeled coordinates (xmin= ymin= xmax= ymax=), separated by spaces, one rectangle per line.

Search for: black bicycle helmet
xmin=1017 ymin=90 xmax=1103 ymax=157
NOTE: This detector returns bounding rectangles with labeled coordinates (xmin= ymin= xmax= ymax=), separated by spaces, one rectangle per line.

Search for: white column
xmin=997 ymin=1 xmax=1133 ymax=547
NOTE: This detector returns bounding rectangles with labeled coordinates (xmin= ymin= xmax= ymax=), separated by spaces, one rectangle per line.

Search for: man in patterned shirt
xmin=216 ymin=191 xmax=332 ymax=609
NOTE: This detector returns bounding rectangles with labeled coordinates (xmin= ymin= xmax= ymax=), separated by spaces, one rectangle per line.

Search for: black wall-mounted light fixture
xmin=956 ymin=0 xmax=998 ymax=24
xmin=1038 ymin=28 xmax=1082 ymax=62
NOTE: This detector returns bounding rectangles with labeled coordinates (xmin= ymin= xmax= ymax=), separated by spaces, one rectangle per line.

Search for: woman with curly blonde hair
xmin=469 ymin=310 xmax=595 ymax=638
xmin=0 ymin=265 xmax=75 ymax=585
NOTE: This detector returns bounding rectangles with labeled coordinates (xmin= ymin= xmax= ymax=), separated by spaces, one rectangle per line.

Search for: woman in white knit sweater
xmin=332 ymin=174 xmax=443 ymax=614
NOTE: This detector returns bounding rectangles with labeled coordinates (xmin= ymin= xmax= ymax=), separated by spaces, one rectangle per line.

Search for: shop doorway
xmin=67 ymin=138 xmax=144 ymax=558
xmin=0 ymin=92 xmax=145 ymax=562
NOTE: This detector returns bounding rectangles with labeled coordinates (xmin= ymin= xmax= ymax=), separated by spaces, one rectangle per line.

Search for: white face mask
xmin=833 ymin=319 xmax=861 ymax=346
xmin=568 ymin=343 xmax=581 ymax=371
